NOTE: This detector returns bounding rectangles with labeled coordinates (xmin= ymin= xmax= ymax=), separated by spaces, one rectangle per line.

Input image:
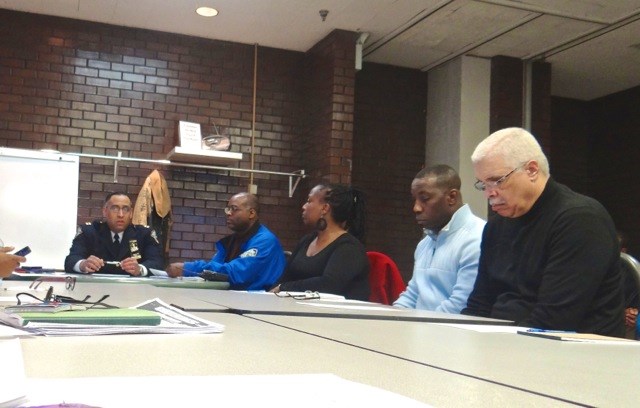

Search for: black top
xmin=64 ymin=220 xmax=164 ymax=275
xmin=278 ymin=232 xmax=370 ymax=301
xmin=462 ymin=179 xmax=625 ymax=337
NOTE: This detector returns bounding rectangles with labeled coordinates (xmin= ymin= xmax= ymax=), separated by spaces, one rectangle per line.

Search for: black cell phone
xmin=199 ymin=270 xmax=229 ymax=282
xmin=13 ymin=246 xmax=31 ymax=256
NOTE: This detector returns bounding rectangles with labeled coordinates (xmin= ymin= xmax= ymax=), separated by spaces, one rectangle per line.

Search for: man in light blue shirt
xmin=394 ymin=165 xmax=485 ymax=313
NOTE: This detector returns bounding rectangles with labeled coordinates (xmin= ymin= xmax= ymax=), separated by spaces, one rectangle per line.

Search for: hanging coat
xmin=133 ymin=169 xmax=172 ymax=264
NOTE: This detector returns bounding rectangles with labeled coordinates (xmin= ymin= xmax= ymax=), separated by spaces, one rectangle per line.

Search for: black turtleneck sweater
xmin=462 ymin=178 xmax=624 ymax=337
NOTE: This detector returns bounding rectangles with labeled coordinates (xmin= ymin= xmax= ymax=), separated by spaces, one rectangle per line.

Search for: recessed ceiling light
xmin=196 ymin=7 xmax=218 ymax=17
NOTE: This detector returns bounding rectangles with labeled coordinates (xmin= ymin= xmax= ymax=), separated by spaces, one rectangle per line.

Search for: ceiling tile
xmin=548 ymin=18 xmax=640 ymax=99
xmin=473 ymin=15 xmax=604 ymax=59
xmin=491 ymin=0 xmax=640 ymax=22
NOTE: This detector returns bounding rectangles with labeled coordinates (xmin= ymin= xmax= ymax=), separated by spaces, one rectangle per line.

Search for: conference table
xmin=3 ymin=273 xmax=507 ymax=324
xmin=166 ymin=288 xmax=513 ymax=324
xmin=8 ymin=271 xmax=230 ymax=289
xmin=2 ymin=278 xmax=512 ymax=324
xmin=249 ymin=314 xmax=640 ymax=407
xmin=0 ymin=279 xmax=228 ymax=312
xmin=3 ymin=278 xmax=638 ymax=406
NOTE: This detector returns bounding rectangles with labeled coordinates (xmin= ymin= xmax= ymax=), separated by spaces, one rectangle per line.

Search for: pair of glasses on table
xmin=16 ymin=289 xmax=116 ymax=309
xmin=29 ymin=276 xmax=76 ymax=291
xmin=274 ymin=290 xmax=321 ymax=300
xmin=19 ymin=277 xmax=116 ymax=309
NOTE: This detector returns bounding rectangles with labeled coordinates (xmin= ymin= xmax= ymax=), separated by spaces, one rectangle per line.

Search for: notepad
xmin=15 ymin=309 xmax=161 ymax=326
xmin=4 ymin=303 xmax=79 ymax=314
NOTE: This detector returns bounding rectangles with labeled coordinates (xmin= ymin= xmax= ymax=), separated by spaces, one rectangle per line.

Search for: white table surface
xmin=1 ymin=280 xmax=227 ymax=311
xmin=178 ymin=289 xmax=512 ymax=325
xmin=18 ymin=313 xmax=573 ymax=407
xmin=249 ymin=314 xmax=640 ymax=407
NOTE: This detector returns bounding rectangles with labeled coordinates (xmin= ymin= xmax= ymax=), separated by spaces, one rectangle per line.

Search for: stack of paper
xmin=0 ymin=298 xmax=224 ymax=336
xmin=517 ymin=330 xmax=638 ymax=344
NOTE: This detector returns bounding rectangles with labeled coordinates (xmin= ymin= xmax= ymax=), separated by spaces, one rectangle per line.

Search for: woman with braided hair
xmin=270 ymin=184 xmax=370 ymax=300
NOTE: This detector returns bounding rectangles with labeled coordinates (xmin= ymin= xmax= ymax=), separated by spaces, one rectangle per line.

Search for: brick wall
xmin=490 ymin=56 xmax=551 ymax=153
xmin=0 ymin=9 xmax=307 ymax=261
xmin=12 ymin=9 xmax=636 ymax=280
xmin=549 ymin=97 xmax=591 ymax=194
xmin=353 ymin=63 xmax=428 ymax=279
xmin=551 ymin=87 xmax=640 ymax=255
xmin=490 ymin=56 xmax=523 ymax=132
xmin=0 ymin=9 xmax=428 ymax=274
xmin=587 ymin=86 xmax=640 ymax=256
xmin=301 ymin=29 xmax=358 ymax=185
xmin=530 ymin=60 xmax=552 ymax=162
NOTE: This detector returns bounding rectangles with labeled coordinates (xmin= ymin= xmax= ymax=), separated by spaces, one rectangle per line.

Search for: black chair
xmin=621 ymin=252 xmax=640 ymax=294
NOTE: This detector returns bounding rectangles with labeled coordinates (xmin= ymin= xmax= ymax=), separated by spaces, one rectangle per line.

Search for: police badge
xmin=129 ymin=239 xmax=141 ymax=260
xmin=150 ymin=230 xmax=160 ymax=245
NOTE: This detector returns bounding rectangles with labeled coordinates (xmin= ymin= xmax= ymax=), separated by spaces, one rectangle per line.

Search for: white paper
xmin=0 ymin=338 xmax=27 ymax=406
xmin=297 ymin=302 xmax=397 ymax=312
xmin=178 ymin=121 xmax=202 ymax=149
xmin=22 ymin=374 xmax=431 ymax=407
xmin=436 ymin=323 xmax=531 ymax=333
xmin=0 ymin=324 xmax=32 ymax=339
xmin=149 ymin=268 xmax=168 ymax=277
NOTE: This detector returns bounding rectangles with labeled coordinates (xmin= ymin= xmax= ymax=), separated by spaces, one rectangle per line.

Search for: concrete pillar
xmin=426 ymin=56 xmax=491 ymax=219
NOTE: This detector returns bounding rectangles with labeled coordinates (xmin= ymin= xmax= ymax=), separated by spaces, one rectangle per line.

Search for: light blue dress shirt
xmin=394 ymin=204 xmax=485 ymax=313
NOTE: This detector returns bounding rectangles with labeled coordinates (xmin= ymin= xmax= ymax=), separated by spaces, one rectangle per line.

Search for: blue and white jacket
xmin=183 ymin=222 xmax=285 ymax=291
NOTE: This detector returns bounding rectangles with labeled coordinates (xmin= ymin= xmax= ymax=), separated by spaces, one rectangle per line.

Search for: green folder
xmin=17 ymin=308 xmax=161 ymax=326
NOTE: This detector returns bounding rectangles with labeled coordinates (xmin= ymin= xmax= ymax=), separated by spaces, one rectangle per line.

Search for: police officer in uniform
xmin=64 ymin=192 xmax=164 ymax=276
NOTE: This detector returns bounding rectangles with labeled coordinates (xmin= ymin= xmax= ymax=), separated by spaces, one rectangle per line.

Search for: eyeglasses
xmin=107 ymin=205 xmax=132 ymax=214
xmin=16 ymin=290 xmax=115 ymax=309
xmin=29 ymin=276 xmax=76 ymax=291
xmin=51 ymin=294 xmax=116 ymax=309
xmin=474 ymin=166 xmax=520 ymax=192
xmin=224 ymin=205 xmax=246 ymax=216
xmin=275 ymin=291 xmax=321 ymax=300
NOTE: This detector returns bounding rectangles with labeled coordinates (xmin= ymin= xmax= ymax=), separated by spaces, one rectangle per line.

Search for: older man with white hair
xmin=461 ymin=127 xmax=624 ymax=337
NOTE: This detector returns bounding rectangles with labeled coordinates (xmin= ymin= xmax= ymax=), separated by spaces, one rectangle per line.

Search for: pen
xmin=44 ymin=286 xmax=54 ymax=303
xmin=526 ymin=328 xmax=576 ymax=333
xmin=105 ymin=261 xmax=122 ymax=267
xmin=21 ymin=267 xmax=58 ymax=273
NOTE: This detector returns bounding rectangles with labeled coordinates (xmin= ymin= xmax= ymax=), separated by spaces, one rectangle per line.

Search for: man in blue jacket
xmin=167 ymin=192 xmax=285 ymax=290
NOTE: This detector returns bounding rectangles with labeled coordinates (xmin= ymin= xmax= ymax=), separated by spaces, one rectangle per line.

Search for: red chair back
xmin=366 ymin=251 xmax=406 ymax=305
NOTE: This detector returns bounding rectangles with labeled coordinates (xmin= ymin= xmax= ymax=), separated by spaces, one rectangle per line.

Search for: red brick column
xmin=301 ymin=30 xmax=358 ymax=186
